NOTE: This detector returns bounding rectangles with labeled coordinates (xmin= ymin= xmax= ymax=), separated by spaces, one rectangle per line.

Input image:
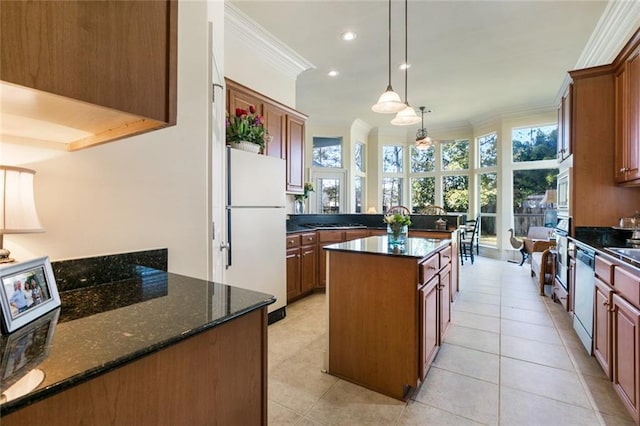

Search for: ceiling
xmin=230 ymin=0 xmax=610 ymax=134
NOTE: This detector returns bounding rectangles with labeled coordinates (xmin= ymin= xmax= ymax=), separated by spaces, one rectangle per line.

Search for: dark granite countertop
xmin=286 ymin=213 xmax=465 ymax=234
xmin=0 ymin=266 xmax=275 ymax=416
xmin=573 ymin=226 xmax=640 ymax=270
xmin=323 ymin=235 xmax=450 ymax=260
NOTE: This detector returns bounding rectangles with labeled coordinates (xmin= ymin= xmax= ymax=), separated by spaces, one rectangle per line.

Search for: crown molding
xmin=556 ymin=0 xmax=640 ymax=104
xmin=224 ymin=3 xmax=315 ymax=80
xmin=351 ymin=119 xmax=374 ymax=135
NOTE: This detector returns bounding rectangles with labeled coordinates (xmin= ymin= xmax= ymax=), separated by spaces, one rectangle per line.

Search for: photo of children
xmin=2 ymin=267 xmax=52 ymax=320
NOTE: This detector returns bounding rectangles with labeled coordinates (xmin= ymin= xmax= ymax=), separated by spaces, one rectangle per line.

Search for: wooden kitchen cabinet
xmin=0 ymin=0 xmax=177 ymax=150
xmin=594 ymin=276 xmax=614 ymax=379
xmin=317 ymin=229 xmax=368 ymax=288
xmin=419 ymin=277 xmax=439 ymax=381
xmin=614 ymin=45 xmax=640 ymax=184
xmin=286 ymin=115 xmax=305 ymax=193
xmin=612 ymin=293 xmax=640 ymax=423
xmin=286 ymin=232 xmax=317 ymax=302
xmin=225 ymin=79 xmax=307 ymax=193
xmin=557 ymin=84 xmax=573 ymax=162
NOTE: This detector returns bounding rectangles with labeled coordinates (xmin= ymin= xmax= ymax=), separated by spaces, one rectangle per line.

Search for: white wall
xmin=0 ymin=1 xmax=212 ymax=279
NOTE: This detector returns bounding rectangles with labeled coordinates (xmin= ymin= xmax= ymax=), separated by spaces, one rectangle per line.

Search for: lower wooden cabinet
xmin=594 ymin=277 xmax=613 ymax=378
xmin=612 ymin=293 xmax=640 ymax=423
xmin=419 ymin=277 xmax=439 ymax=381
xmin=286 ymin=232 xmax=317 ymax=302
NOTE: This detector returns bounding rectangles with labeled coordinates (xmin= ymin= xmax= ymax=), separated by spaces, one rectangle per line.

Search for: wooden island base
xmin=325 ymin=236 xmax=455 ymax=401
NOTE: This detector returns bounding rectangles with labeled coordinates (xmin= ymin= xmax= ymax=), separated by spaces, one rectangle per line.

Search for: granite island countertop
xmin=0 ymin=267 xmax=275 ymax=416
xmin=324 ymin=235 xmax=451 ymax=260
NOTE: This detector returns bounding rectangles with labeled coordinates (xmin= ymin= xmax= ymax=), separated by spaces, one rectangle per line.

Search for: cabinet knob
xmin=603 ymin=300 xmax=609 ymax=306
xmin=620 ymin=167 xmax=628 ymax=173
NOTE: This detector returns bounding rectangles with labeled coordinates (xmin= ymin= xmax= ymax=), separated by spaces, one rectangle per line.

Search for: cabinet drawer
xmin=439 ymin=246 xmax=452 ymax=265
xmin=613 ymin=266 xmax=640 ymax=308
xmin=344 ymin=229 xmax=368 ymax=241
xmin=286 ymin=235 xmax=300 ymax=248
xmin=318 ymin=230 xmax=344 ymax=243
xmin=419 ymin=255 xmax=440 ymax=286
xmin=595 ymin=256 xmax=614 ymax=285
xmin=300 ymin=232 xmax=316 ymax=245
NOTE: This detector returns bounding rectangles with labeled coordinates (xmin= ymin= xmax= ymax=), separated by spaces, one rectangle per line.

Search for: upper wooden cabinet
xmin=0 ymin=0 xmax=177 ymax=151
xmin=557 ymin=84 xmax=573 ymax=162
xmin=615 ymin=42 xmax=640 ymax=184
xmin=225 ymin=79 xmax=307 ymax=194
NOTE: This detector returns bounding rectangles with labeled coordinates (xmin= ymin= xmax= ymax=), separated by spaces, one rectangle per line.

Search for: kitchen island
xmin=0 ymin=262 xmax=274 ymax=425
xmin=324 ymin=236 xmax=453 ymax=401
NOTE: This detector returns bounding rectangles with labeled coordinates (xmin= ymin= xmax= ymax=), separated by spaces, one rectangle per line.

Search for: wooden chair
xmin=460 ymin=218 xmax=479 ymax=265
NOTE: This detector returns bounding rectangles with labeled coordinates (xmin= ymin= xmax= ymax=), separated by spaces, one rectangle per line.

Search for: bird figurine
xmin=507 ymin=228 xmax=527 ymax=266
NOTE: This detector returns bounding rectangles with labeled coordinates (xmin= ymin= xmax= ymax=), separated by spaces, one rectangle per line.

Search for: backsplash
xmin=52 ymin=248 xmax=167 ymax=292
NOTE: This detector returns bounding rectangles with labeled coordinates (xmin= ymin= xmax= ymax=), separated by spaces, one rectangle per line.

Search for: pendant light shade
xmin=371 ymin=0 xmax=404 ymax=114
xmin=391 ymin=104 xmax=421 ymax=126
xmin=391 ymin=0 xmax=420 ymax=126
xmin=415 ymin=106 xmax=434 ymax=150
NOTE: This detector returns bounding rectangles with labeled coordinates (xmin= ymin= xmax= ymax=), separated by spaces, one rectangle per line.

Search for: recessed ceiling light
xmin=328 ymin=70 xmax=339 ymax=77
xmin=399 ymin=63 xmax=411 ymax=70
xmin=341 ymin=31 xmax=357 ymax=41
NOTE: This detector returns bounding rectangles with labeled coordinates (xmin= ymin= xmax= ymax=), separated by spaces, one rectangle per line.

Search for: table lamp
xmin=0 ymin=165 xmax=44 ymax=263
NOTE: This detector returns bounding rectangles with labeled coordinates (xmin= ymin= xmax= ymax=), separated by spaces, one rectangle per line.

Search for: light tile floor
xmin=267 ymin=256 xmax=635 ymax=425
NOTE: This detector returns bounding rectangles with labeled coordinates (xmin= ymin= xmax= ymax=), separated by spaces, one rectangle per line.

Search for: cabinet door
xmin=0 ymin=1 xmax=177 ymax=124
xmin=419 ymin=278 xmax=439 ymax=381
xmin=228 ymin=87 xmax=263 ymax=117
xmin=594 ymin=278 xmax=613 ymax=378
xmin=286 ymin=115 xmax=305 ymax=193
xmin=263 ymin=103 xmax=286 ymax=159
xmin=612 ymin=293 xmax=640 ymax=423
xmin=615 ymin=66 xmax=629 ymax=183
xmin=286 ymin=248 xmax=301 ymax=301
xmin=557 ymin=85 xmax=572 ymax=161
xmin=439 ymin=265 xmax=452 ymax=343
xmin=300 ymin=245 xmax=317 ymax=293
xmin=627 ymin=50 xmax=640 ymax=181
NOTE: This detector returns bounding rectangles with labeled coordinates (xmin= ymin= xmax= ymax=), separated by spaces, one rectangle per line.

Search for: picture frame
xmin=0 ymin=257 xmax=61 ymax=334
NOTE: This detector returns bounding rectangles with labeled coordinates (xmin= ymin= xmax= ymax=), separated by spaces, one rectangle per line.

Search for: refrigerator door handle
xmin=225 ymin=207 xmax=232 ymax=268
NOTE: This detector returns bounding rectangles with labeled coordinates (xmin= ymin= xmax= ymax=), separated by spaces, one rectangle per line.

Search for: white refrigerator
xmin=223 ymin=148 xmax=286 ymax=317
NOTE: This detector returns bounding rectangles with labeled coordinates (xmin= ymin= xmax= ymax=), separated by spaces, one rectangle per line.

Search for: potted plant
xmin=384 ymin=207 xmax=412 ymax=247
xmin=294 ymin=182 xmax=315 ymax=214
xmin=226 ymin=105 xmax=266 ymax=153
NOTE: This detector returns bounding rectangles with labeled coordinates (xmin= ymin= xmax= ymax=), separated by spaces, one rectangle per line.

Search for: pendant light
xmin=391 ymin=0 xmax=421 ymax=126
xmin=415 ymin=106 xmax=434 ymax=150
xmin=371 ymin=0 xmax=405 ymax=114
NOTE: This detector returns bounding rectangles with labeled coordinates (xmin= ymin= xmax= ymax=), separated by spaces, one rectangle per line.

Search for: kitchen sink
xmin=605 ymin=247 xmax=640 ymax=262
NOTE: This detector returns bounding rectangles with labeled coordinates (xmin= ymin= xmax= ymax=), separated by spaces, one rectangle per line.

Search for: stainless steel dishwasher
xmin=573 ymin=245 xmax=595 ymax=354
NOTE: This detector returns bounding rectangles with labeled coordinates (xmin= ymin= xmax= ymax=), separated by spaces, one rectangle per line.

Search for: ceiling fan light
xmin=391 ymin=104 xmax=421 ymax=126
xmin=371 ymin=86 xmax=405 ymax=113
xmin=415 ymin=136 xmax=433 ymax=150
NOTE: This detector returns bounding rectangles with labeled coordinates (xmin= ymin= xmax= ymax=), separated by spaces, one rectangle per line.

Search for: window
xmin=477 ymin=132 xmax=498 ymax=247
xmin=512 ymin=125 xmax=557 ymax=162
xmin=442 ymin=140 xmax=469 ymax=171
xmin=382 ymin=177 xmax=403 ymax=212
xmin=512 ymin=124 xmax=558 ymax=237
xmin=355 ymin=143 xmax=365 ymax=172
xmin=479 ymin=172 xmax=497 ymax=245
xmin=313 ymin=136 xmax=342 ymax=168
xmin=410 ymin=177 xmax=435 ymax=212
xmin=442 ymin=175 xmax=469 ymax=213
xmin=410 ymin=146 xmax=435 ymax=173
xmin=317 ymin=178 xmax=341 ymax=213
xmin=479 ymin=133 xmax=497 ymax=167
xmin=383 ymin=145 xmax=403 ymax=173
xmin=354 ymin=176 xmax=363 ymax=213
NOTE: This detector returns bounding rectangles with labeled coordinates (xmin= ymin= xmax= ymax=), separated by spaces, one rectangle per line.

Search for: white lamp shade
xmin=0 ymin=166 xmax=44 ymax=234
xmin=391 ymin=104 xmax=421 ymax=126
xmin=371 ymin=88 xmax=405 ymax=113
